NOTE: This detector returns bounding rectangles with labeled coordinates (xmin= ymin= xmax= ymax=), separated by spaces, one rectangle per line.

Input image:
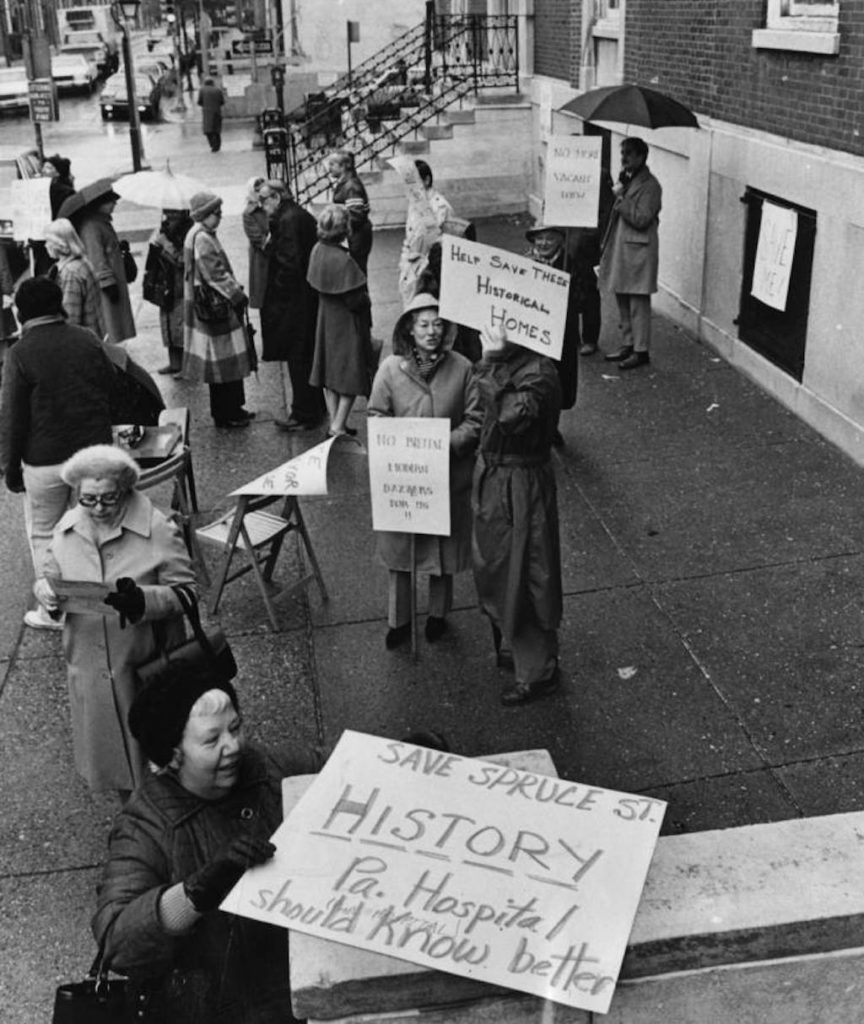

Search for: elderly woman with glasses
xmin=368 ymin=293 xmax=482 ymax=649
xmin=32 ymin=444 xmax=196 ymax=798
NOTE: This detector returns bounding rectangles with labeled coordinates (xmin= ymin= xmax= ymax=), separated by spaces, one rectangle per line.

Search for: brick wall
xmin=625 ymin=0 xmax=864 ymax=157
xmin=534 ymin=0 xmax=581 ymax=81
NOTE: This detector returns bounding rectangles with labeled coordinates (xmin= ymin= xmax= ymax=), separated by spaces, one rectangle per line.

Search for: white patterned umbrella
xmin=113 ymin=162 xmax=207 ymax=210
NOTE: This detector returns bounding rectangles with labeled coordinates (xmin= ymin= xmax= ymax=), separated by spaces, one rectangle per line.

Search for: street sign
xmin=231 ymin=37 xmax=273 ymax=55
xmin=28 ymin=78 xmax=58 ymax=123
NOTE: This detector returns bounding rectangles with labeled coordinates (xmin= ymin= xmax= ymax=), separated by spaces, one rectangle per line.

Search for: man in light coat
xmin=599 ymin=137 xmax=662 ymax=370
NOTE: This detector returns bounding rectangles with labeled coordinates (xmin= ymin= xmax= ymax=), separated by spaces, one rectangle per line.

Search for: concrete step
xmin=442 ymin=108 xmax=476 ymax=125
xmin=421 ymin=123 xmax=454 ymax=141
xmin=396 ymin=137 xmax=431 ymax=155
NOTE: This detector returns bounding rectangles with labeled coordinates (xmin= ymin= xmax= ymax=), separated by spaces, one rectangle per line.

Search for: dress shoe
xmin=156 ymin=364 xmax=175 ymax=375
xmin=604 ymin=346 xmax=633 ymax=362
xmin=275 ymin=417 xmax=314 ymax=432
xmin=579 ymin=343 xmax=598 ymax=356
xmin=385 ymin=623 xmax=411 ymax=650
xmin=425 ymin=616 xmax=447 ymax=642
xmin=238 ymin=409 xmax=256 ymax=420
xmin=214 ymin=417 xmax=250 ymax=429
xmin=501 ymin=667 xmax=562 ymax=706
xmin=619 ymin=351 xmax=651 ymax=370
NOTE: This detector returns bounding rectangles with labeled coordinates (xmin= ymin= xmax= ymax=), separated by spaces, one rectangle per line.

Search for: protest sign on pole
xmin=367 ymin=417 xmax=450 ymax=536
xmin=543 ymin=134 xmax=603 ymax=228
xmin=751 ymin=201 xmax=797 ymax=312
xmin=222 ymin=730 xmax=666 ymax=1015
xmin=439 ymin=237 xmax=570 ymax=361
xmin=10 ymin=177 xmax=52 ymax=242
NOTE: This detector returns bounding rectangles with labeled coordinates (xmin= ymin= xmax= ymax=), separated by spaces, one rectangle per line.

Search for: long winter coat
xmin=92 ymin=744 xmax=315 ymax=1023
xmin=308 ymin=241 xmax=372 ymax=396
xmin=472 ymin=346 xmax=563 ymax=639
xmin=147 ymin=229 xmax=185 ymax=354
xmin=332 ymin=173 xmax=373 ymax=273
xmin=77 ymin=210 xmax=136 ymax=342
xmin=42 ymin=492 xmax=195 ymax=792
xmin=368 ymin=347 xmax=482 ymax=575
xmin=242 ymin=201 xmax=270 ymax=309
xmin=260 ymin=197 xmax=318 ymax=362
xmin=599 ymin=165 xmax=662 ymax=295
xmin=183 ymin=223 xmax=254 ymax=384
xmin=198 ymin=82 xmax=225 ymax=134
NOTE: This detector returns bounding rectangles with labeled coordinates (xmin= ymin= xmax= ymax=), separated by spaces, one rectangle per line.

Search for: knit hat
xmin=129 ymin=665 xmax=239 ymax=767
xmin=44 ymin=154 xmax=72 ymax=179
xmin=189 ymin=190 xmax=223 ymax=222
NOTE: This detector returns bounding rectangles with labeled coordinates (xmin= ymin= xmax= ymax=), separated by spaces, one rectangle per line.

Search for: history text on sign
xmin=439 ymin=237 xmax=570 ymax=361
xmin=367 ymin=417 xmax=450 ymax=536
xmin=222 ymin=731 xmax=666 ymax=1015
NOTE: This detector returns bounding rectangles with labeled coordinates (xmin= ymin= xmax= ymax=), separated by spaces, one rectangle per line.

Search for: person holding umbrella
xmin=144 ymin=208 xmax=193 ymax=375
xmin=183 ymin=190 xmax=255 ymax=429
xmin=599 ymin=137 xmax=663 ymax=370
xmin=59 ymin=178 xmax=136 ymax=345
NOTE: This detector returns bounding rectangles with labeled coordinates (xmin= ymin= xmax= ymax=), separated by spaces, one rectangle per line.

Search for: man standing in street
xmin=599 ymin=137 xmax=662 ymax=370
xmin=327 ymin=150 xmax=373 ymax=274
xmin=258 ymin=180 xmax=325 ymax=431
xmin=0 ymin=278 xmax=117 ymax=629
xmin=198 ymin=77 xmax=225 ymax=153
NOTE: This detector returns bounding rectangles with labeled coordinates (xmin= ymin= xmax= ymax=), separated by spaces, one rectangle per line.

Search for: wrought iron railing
xmin=280 ymin=13 xmax=519 ymax=206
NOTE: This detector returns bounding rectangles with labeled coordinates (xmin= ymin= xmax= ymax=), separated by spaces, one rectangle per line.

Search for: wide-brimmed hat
xmin=189 ymin=190 xmax=223 ymax=222
xmin=393 ymin=293 xmax=456 ymax=356
xmin=525 ymin=221 xmax=566 ymax=242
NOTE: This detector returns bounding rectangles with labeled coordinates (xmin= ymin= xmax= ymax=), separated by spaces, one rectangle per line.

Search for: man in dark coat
xmin=472 ymin=325 xmax=563 ymax=706
xmin=198 ymin=77 xmax=225 ymax=152
xmin=326 ymin=150 xmax=373 ymax=274
xmin=258 ymin=180 xmax=325 ymax=431
xmin=0 ymin=277 xmax=117 ymax=630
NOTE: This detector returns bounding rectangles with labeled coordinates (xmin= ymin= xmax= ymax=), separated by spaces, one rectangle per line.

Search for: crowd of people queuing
xmin=0 ymin=136 xmax=663 ymax=1022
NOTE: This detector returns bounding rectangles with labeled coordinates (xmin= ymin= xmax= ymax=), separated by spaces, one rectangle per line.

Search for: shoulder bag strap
xmin=171 ymin=583 xmax=218 ymax=662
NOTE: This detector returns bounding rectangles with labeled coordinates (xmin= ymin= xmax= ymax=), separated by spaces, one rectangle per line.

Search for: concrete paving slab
xmin=647 ymin=768 xmax=800 ymax=836
xmin=312 ymin=590 xmax=763 ymax=796
xmin=574 ymin=438 xmax=864 ymax=582
xmin=654 ymin=556 xmax=864 ymax=657
xmin=0 ymin=654 xmax=118 ymax=874
xmin=0 ymin=868 xmax=103 ymax=1024
xmin=776 ymin=751 xmax=864 ymax=817
xmin=0 ymin=493 xmax=30 ymax=664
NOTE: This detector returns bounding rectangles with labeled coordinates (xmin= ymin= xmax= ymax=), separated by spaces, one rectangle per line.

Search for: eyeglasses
xmin=78 ymin=491 xmax=122 ymax=508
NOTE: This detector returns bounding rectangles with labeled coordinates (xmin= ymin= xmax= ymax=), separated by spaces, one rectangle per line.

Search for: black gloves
xmin=103 ymin=283 xmax=120 ymax=301
xmin=104 ymin=577 xmax=145 ymax=628
xmin=232 ymin=291 xmax=249 ymax=311
xmin=4 ymin=465 xmax=24 ymax=493
xmin=184 ymin=834 xmax=276 ymax=913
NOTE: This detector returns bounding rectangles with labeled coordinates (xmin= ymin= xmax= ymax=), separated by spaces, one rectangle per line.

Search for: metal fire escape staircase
xmin=276 ymin=12 xmax=520 ymax=206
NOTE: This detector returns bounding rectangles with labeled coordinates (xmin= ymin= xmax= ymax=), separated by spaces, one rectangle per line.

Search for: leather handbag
xmin=136 ymin=584 xmax=237 ymax=686
xmin=192 ymin=281 xmax=232 ymax=323
xmin=119 ymin=240 xmax=138 ymax=284
xmin=52 ymin=947 xmax=135 ymax=1023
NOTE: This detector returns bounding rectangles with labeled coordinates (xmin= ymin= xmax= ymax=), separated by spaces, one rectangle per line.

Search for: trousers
xmin=22 ymin=461 xmax=72 ymax=577
xmin=388 ymin=571 xmax=453 ymax=628
xmin=615 ymin=292 xmax=652 ymax=352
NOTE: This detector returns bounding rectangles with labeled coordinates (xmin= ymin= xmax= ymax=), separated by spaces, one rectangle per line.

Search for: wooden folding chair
xmin=195 ymin=494 xmax=328 ymax=630
xmin=138 ymin=449 xmax=209 ymax=585
xmin=158 ymin=406 xmax=198 ymax=511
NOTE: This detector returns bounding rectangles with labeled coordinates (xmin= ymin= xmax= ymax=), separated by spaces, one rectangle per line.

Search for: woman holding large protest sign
xmin=472 ymin=324 xmax=564 ymax=705
xmin=368 ymin=293 xmax=482 ymax=649
xmin=92 ymin=665 xmax=319 ymax=1023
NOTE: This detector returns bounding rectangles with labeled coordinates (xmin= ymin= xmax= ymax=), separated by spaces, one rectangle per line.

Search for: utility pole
xmin=21 ymin=0 xmax=53 ymax=159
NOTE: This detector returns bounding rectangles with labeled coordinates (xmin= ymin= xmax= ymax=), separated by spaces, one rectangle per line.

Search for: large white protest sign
xmin=231 ymin=436 xmax=339 ymax=496
xmin=439 ymin=237 xmax=570 ymax=361
xmin=368 ymin=417 xmax=450 ymax=536
xmin=751 ymin=201 xmax=797 ymax=311
xmin=544 ymin=134 xmax=603 ymax=228
xmin=10 ymin=177 xmax=52 ymax=241
xmin=222 ymin=730 xmax=666 ymax=1015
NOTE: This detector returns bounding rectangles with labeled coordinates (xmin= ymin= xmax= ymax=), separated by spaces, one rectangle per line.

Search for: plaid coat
xmin=52 ymin=254 xmax=106 ymax=338
xmin=182 ymin=224 xmax=253 ymax=384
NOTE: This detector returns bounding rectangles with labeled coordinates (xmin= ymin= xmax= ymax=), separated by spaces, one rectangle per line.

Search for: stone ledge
xmin=751 ymin=27 xmax=840 ymax=54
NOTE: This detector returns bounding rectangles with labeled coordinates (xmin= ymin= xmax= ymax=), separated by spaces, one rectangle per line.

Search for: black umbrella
xmin=559 ymin=84 xmax=699 ymax=129
xmin=56 ymin=177 xmax=121 ymax=221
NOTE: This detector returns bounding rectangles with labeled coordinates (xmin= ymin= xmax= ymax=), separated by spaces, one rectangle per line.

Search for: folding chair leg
xmin=261 ymin=534 xmax=285 ymax=583
xmin=240 ymin=525 xmax=281 ymax=630
xmin=293 ymin=503 xmax=329 ymax=602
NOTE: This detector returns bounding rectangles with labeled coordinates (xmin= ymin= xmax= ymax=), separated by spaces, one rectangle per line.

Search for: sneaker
xmin=24 ymin=607 xmax=64 ymax=631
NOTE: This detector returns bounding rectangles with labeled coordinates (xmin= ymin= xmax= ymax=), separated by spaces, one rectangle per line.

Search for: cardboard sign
xmin=231 ymin=436 xmax=340 ymax=496
xmin=439 ymin=237 xmax=570 ymax=361
xmin=222 ymin=731 xmax=666 ymax=1015
xmin=10 ymin=177 xmax=52 ymax=242
xmin=751 ymin=201 xmax=797 ymax=311
xmin=367 ymin=417 xmax=450 ymax=536
xmin=544 ymin=134 xmax=602 ymax=228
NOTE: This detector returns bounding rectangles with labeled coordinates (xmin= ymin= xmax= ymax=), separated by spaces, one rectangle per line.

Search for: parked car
xmin=99 ymin=72 xmax=162 ymax=121
xmin=51 ymin=52 xmax=98 ymax=94
xmin=0 ymin=67 xmax=30 ymax=115
xmin=61 ymin=30 xmax=119 ymax=77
